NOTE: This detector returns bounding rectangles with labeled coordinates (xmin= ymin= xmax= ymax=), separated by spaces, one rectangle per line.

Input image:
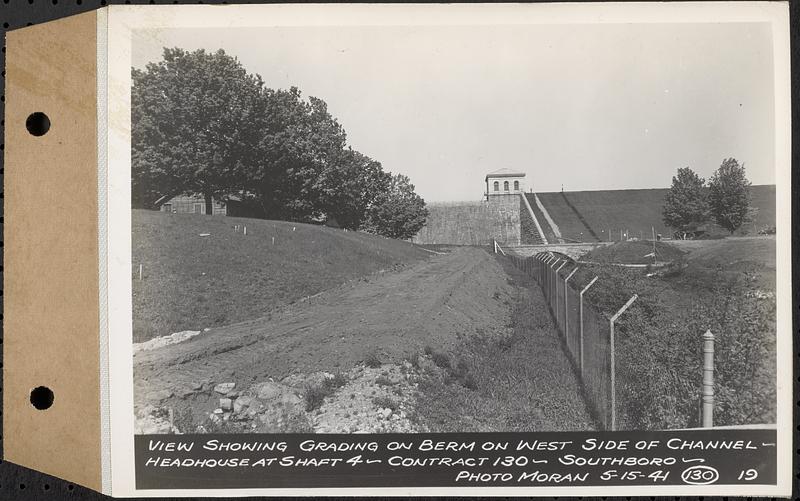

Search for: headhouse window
xmin=493 ymin=181 xmax=499 ymax=191
xmin=514 ymin=180 xmax=520 ymax=191
xmin=504 ymin=181 xmax=509 ymax=191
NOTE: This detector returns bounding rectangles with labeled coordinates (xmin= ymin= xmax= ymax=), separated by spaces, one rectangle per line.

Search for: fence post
xmin=555 ymin=261 xmax=567 ymax=327
xmin=549 ymin=258 xmax=559 ymax=304
xmin=701 ymin=330 xmax=715 ymax=428
xmin=609 ymin=294 xmax=638 ymax=431
xmin=564 ymin=266 xmax=580 ymax=353
xmin=579 ymin=276 xmax=598 ymax=376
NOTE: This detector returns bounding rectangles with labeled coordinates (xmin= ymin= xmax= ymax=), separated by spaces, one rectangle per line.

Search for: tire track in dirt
xmin=134 ymin=247 xmax=520 ymax=412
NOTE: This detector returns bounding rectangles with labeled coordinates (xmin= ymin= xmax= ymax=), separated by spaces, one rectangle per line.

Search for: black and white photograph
xmin=111 ymin=3 xmax=790 ymax=495
xmin=131 ymin=10 xmax=781 ymax=435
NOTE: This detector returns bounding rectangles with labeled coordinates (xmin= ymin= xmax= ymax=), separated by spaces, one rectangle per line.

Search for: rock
xmin=220 ymin=398 xmax=233 ymax=411
xmin=213 ymin=408 xmax=224 ymax=415
xmin=132 ymin=329 xmax=202 ymax=354
xmin=137 ymin=418 xmax=173 ymax=434
xmin=136 ymin=405 xmax=158 ymax=419
xmin=191 ymin=381 xmax=204 ymax=391
xmin=214 ymin=382 xmax=236 ymax=394
xmin=254 ymin=381 xmax=283 ymax=400
xmin=177 ymin=386 xmax=196 ymax=398
xmin=233 ymin=396 xmax=253 ymax=413
xmin=226 ymin=390 xmax=240 ymax=398
xmin=148 ymin=389 xmax=173 ymax=402
xmin=280 ymin=393 xmax=302 ymax=407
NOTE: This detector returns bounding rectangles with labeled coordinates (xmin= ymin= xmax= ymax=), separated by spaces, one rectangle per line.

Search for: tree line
xmin=662 ymin=158 xmax=756 ymax=238
xmin=132 ymin=48 xmax=428 ymax=240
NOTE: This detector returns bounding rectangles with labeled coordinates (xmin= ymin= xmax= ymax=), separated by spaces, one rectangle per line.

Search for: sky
xmin=132 ymin=23 xmax=776 ymax=203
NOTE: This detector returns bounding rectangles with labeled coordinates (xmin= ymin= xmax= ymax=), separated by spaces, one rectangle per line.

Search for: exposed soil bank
xmin=135 ymin=247 xmax=594 ymax=432
xmin=135 ymin=247 xmax=521 ymax=426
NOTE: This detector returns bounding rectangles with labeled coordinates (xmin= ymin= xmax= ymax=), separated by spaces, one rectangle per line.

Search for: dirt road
xmin=134 ymin=247 xmax=593 ymax=430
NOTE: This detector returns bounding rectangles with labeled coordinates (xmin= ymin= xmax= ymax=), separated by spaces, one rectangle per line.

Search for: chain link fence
xmin=508 ymin=251 xmax=636 ymax=430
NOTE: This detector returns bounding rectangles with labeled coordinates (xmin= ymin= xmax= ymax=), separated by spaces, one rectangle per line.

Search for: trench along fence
xmin=493 ymin=241 xmax=717 ymax=431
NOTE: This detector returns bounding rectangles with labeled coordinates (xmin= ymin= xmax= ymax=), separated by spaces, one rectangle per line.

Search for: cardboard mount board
xmin=4 ymin=9 xmax=103 ymax=493
xmin=2 ymin=3 xmax=793 ymax=498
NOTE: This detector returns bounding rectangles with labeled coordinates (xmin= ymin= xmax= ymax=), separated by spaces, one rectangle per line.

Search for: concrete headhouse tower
xmin=485 ymin=168 xmax=526 ymax=200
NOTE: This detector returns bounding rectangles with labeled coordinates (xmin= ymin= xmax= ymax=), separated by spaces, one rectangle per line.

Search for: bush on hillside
xmin=578 ymin=263 xmax=777 ymax=429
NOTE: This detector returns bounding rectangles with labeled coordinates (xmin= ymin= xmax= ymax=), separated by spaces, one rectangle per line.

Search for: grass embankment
xmin=580 ymin=240 xmax=686 ymax=265
xmin=132 ymin=210 xmax=431 ymax=342
xmin=525 ymin=194 xmax=558 ymax=244
xmin=410 ymin=257 xmax=595 ymax=432
xmin=535 ymin=192 xmax=592 ymax=242
xmin=560 ymin=237 xmax=776 ymax=429
xmin=536 ymin=185 xmax=776 ymax=242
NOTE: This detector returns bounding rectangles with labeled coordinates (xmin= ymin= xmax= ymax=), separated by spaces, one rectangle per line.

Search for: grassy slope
xmin=132 ymin=210 xmax=431 ymax=342
xmin=524 ymin=194 xmax=557 ymax=244
xmin=581 ymin=240 xmax=686 ymax=265
xmin=671 ymin=237 xmax=776 ymax=289
xmin=534 ymin=192 xmax=593 ymax=242
xmin=537 ymin=185 xmax=775 ymax=241
xmin=578 ymin=237 xmax=776 ymax=312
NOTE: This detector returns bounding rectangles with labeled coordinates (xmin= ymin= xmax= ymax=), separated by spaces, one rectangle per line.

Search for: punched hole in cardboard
xmin=25 ymin=112 xmax=50 ymax=136
xmin=30 ymin=386 xmax=54 ymax=410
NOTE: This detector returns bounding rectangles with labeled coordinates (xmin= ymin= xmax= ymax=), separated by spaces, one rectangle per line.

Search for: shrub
xmin=364 ymin=351 xmax=382 ymax=368
xmin=327 ymin=372 xmax=348 ymax=389
xmin=373 ymin=395 xmax=398 ymax=412
xmin=304 ymin=383 xmax=332 ymax=412
xmin=304 ymin=374 xmax=347 ymax=412
xmin=607 ymin=265 xmax=776 ymax=429
xmin=460 ymin=372 xmax=478 ymax=390
xmin=431 ymin=351 xmax=451 ymax=370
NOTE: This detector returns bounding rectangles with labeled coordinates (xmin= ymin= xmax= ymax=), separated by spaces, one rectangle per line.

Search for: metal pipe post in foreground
xmin=702 ymin=330 xmax=715 ymax=428
xmin=579 ymin=276 xmax=598 ymax=376
xmin=609 ymin=294 xmax=638 ymax=431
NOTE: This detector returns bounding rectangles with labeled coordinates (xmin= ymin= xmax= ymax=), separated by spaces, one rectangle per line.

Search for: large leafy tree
xmin=250 ymin=89 xmax=347 ymax=221
xmin=313 ymin=149 xmax=391 ymax=230
xmin=363 ymin=174 xmax=428 ymax=239
xmin=132 ymin=48 xmax=267 ymax=213
xmin=708 ymin=158 xmax=752 ymax=234
xmin=662 ymin=167 xmax=709 ymax=238
xmin=133 ymin=47 xmax=429 ymax=239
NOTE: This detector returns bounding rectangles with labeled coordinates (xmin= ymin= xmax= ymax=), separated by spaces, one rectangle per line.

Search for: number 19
xmin=737 ymin=469 xmax=758 ymax=481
